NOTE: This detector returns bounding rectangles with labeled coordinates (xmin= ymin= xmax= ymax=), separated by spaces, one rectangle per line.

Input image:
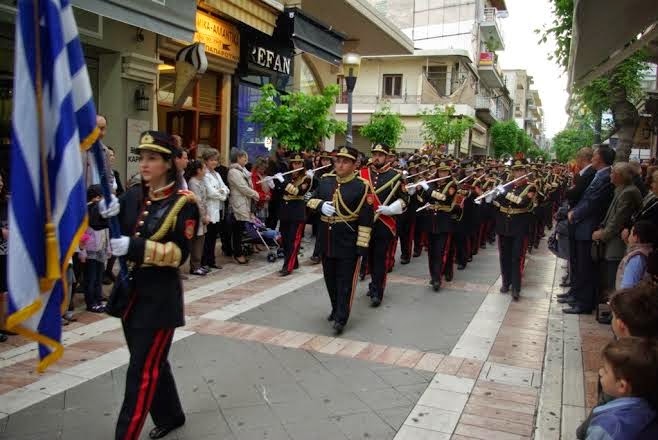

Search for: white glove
xmin=407 ymin=185 xmax=416 ymax=195
xmin=110 ymin=236 xmax=130 ymax=257
xmin=98 ymin=195 xmax=120 ymax=218
xmin=306 ymin=169 xmax=314 ymax=179
xmin=376 ymin=205 xmax=393 ymax=216
xmin=485 ymin=193 xmax=495 ymax=203
xmin=321 ymin=202 xmax=336 ymax=216
xmin=274 ymin=172 xmax=285 ymax=183
xmin=377 ymin=199 xmax=404 ymax=216
xmin=267 ymin=179 xmax=275 ymax=189
xmin=495 ymin=185 xmax=506 ymax=195
xmin=419 ymin=181 xmax=430 ymax=191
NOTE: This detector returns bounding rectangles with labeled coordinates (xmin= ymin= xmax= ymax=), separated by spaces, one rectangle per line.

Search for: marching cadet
xmin=421 ymin=161 xmax=460 ymax=291
xmin=454 ymin=161 xmax=475 ymax=270
xmin=277 ymin=154 xmax=313 ymax=276
xmin=306 ymin=146 xmax=373 ymax=334
xmin=360 ymin=143 xmax=407 ymax=307
xmin=398 ymin=160 xmax=419 ymax=264
xmin=491 ymin=157 xmax=536 ymax=300
xmin=310 ymin=152 xmax=335 ymax=264
xmin=96 ymin=131 xmax=198 ymax=440
xmin=413 ymin=159 xmax=433 ymax=257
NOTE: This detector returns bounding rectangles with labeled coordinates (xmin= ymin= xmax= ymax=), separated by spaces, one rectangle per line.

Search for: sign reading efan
xmin=194 ymin=11 xmax=240 ymax=63
xmin=249 ymin=45 xmax=291 ymax=75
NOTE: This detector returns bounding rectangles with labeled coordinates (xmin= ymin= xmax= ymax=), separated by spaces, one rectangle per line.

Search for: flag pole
xmin=32 ymin=0 xmax=61 ymax=288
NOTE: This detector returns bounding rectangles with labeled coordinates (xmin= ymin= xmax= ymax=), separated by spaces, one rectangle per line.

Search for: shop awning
xmin=72 ymin=0 xmax=197 ymax=42
xmin=568 ymin=0 xmax=658 ymax=89
xmin=201 ymin=0 xmax=283 ymax=36
xmin=279 ymin=8 xmax=345 ymax=66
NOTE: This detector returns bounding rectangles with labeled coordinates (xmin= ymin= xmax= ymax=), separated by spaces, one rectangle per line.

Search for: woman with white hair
xmin=202 ymin=149 xmax=229 ymax=270
xmin=227 ymin=148 xmax=260 ymax=264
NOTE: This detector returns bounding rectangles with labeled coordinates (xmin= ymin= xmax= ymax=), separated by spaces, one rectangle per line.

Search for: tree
xmin=248 ymin=84 xmax=346 ymax=151
xmin=420 ymin=105 xmax=474 ymax=155
xmin=552 ymin=127 xmax=595 ymax=162
xmin=359 ymin=104 xmax=405 ymax=149
xmin=538 ymin=0 xmax=648 ymax=161
xmin=490 ymin=120 xmax=520 ymax=157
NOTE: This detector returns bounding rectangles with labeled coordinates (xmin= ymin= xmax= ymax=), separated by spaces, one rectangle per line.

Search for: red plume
xmin=514 ymin=152 xmax=525 ymax=160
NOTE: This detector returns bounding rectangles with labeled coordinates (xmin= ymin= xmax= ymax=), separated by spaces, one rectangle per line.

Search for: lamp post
xmin=342 ymin=52 xmax=361 ymax=147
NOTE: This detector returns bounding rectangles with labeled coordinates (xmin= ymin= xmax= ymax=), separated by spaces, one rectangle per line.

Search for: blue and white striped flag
xmin=7 ymin=0 xmax=100 ymax=372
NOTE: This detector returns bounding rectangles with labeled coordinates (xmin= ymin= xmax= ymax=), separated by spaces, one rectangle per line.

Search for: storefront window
xmin=236 ymin=81 xmax=269 ymax=161
xmin=299 ymin=58 xmax=320 ymax=95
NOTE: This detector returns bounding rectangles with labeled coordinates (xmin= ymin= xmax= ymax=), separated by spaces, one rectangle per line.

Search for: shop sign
xmin=249 ymin=45 xmax=291 ymax=75
xmin=194 ymin=11 xmax=240 ymax=63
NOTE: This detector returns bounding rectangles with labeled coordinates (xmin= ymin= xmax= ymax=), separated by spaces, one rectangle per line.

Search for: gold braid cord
xmin=357 ymin=226 xmax=372 ymax=248
xmin=143 ymin=241 xmax=182 ymax=267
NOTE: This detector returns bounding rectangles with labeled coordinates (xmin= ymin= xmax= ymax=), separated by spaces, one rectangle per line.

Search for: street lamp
xmin=342 ymin=52 xmax=361 ymax=147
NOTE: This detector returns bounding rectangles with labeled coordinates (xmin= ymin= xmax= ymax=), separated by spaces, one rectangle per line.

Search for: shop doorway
xmin=157 ymin=60 xmax=223 ymax=158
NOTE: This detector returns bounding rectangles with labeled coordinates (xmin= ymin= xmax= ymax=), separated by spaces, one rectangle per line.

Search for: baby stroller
xmin=243 ymin=217 xmax=284 ymax=263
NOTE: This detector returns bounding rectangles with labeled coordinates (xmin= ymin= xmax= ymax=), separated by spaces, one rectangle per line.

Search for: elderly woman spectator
xmin=227 ymin=148 xmax=260 ymax=265
xmin=202 ymin=149 xmax=229 ymax=269
xmin=622 ymin=168 xmax=658 ymax=244
xmin=186 ymin=160 xmax=210 ymax=276
xmin=251 ymin=157 xmax=272 ymax=222
xmin=629 ymin=160 xmax=648 ymax=197
xmin=591 ymin=162 xmax=642 ymax=296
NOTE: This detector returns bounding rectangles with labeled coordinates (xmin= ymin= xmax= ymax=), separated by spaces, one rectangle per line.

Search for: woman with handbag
xmin=201 ymin=149 xmax=229 ymax=269
xmin=97 ymin=131 xmax=199 ymax=440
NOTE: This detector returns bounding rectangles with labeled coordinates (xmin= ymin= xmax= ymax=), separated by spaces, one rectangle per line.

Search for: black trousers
xmin=219 ymin=218 xmax=232 ymax=257
xmin=367 ymin=223 xmax=395 ymax=300
xmin=322 ymin=255 xmax=359 ymax=326
xmin=115 ymin=326 xmax=184 ymax=440
xmin=280 ymin=221 xmax=304 ymax=273
xmin=201 ymin=221 xmax=221 ymax=266
xmin=469 ymin=227 xmax=479 ymax=256
xmin=398 ymin=216 xmax=414 ymax=259
xmin=428 ymin=233 xmax=452 ymax=285
xmin=497 ymin=234 xmax=528 ymax=291
xmin=84 ymin=259 xmax=104 ymax=308
xmin=572 ymin=239 xmax=597 ymax=311
xmin=455 ymin=230 xmax=469 ymax=266
xmin=231 ymin=220 xmax=246 ymax=257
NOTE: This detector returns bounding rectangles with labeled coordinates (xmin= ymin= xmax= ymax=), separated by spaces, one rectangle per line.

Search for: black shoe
xmin=400 ymin=257 xmax=410 ymax=265
xmin=0 ymin=334 xmax=8 ymax=342
xmin=557 ymin=295 xmax=576 ymax=304
xmin=149 ymin=422 xmax=184 ymax=439
xmin=201 ymin=266 xmax=211 ymax=273
xmin=556 ymin=292 xmax=572 ymax=299
xmin=559 ymin=281 xmax=571 ymax=287
xmin=209 ymin=263 xmax=222 ymax=269
xmin=511 ymin=289 xmax=520 ymax=301
xmin=480 ymin=243 xmax=486 ymax=249
xmin=500 ymin=285 xmax=510 ymax=293
xmin=333 ymin=322 xmax=344 ymax=335
xmin=310 ymin=256 xmax=321 ymax=265
xmin=445 ymin=273 xmax=453 ymax=282
xmin=467 ymin=256 xmax=473 ymax=262
xmin=327 ymin=313 xmax=335 ymax=322
xmin=359 ymin=272 xmax=366 ymax=281
xmin=102 ymin=273 xmax=114 ymax=285
xmin=562 ymin=305 xmax=593 ymax=315
xmin=413 ymin=251 xmax=421 ymax=258
xmin=431 ymin=280 xmax=440 ymax=292
xmin=457 ymin=264 xmax=466 ymax=271
xmin=370 ymin=297 xmax=382 ymax=308
xmin=279 ymin=269 xmax=291 ymax=277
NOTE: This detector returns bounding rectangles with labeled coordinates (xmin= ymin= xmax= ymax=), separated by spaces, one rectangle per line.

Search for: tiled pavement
xmin=0 ymin=232 xmax=601 ymax=439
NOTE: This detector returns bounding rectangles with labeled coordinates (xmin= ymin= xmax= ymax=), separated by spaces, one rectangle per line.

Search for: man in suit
xmin=561 ymin=147 xmax=596 ymax=287
xmin=562 ymin=145 xmax=615 ymax=314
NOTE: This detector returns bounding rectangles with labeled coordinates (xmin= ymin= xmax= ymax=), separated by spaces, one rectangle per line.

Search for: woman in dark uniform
xmin=98 ymin=131 xmax=199 ymax=440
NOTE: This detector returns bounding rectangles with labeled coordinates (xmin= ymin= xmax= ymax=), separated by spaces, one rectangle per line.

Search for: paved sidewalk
xmin=0 ymin=233 xmax=583 ymax=439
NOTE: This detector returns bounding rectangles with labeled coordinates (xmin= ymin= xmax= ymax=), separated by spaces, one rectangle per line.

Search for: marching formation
xmin=300 ymin=144 xmax=568 ymax=334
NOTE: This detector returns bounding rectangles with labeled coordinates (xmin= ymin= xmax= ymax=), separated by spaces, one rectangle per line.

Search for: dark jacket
xmin=599 ymin=184 xmax=642 ymax=260
xmin=571 ymin=167 xmax=614 ymax=241
xmin=118 ymin=185 xmax=199 ymax=329
xmin=586 ymin=397 xmax=657 ymax=440
xmin=278 ymin=172 xmax=311 ymax=223
xmin=566 ymin=165 xmax=596 ymax=207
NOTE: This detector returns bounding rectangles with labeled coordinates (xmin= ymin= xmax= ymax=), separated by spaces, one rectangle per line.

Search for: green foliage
xmin=248 ymin=84 xmax=346 ymax=151
xmin=552 ymin=127 xmax=595 ymax=162
xmin=359 ymin=104 xmax=406 ymax=148
xmin=420 ymin=105 xmax=474 ymax=151
xmin=536 ymin=0 xmax=573 ymax=70
xmin=490 ymin=120 xmax=541 ymax=158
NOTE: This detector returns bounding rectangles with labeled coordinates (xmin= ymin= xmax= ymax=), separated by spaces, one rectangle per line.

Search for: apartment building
xmin=335 ymin=0 xmax=513 ymax=155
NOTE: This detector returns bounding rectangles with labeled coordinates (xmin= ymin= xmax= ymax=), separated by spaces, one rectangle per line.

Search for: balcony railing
xmin=335 ymin=95 xmax=425 ymax=105
xmin=481 ymin=7 xmax=505 ymax=50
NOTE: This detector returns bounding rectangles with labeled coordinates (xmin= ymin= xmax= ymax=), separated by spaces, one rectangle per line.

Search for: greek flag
xmin=7 ymin=0 xmax=100 ymax=372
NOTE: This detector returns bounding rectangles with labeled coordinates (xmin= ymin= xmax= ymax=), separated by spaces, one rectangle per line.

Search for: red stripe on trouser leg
xmin=133 ymin=328 xmax=174 ymax=439
xmin=520 ymin=237 xmax=528 ymax=279
xmin=441 ymin=234 xmax=452 ymax=281
xmin=409 ymin=221 xmax=416 ymax=254
xmin=349 ymin=257 xmax=361 ymax=310
xmin=287 ymin=223 xmax=305 ymax=272
xmin=123 ymin=330 xmax=168 ymax=440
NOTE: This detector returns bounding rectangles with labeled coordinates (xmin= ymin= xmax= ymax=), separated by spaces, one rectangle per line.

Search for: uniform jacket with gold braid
xmin=493 ymin=180 xmax=536 ymax=236
xmin=360 ymin=165 xmax=406 ymax=235
xmin=114 ymin=183 xmax=199 ymax=328
xmin=422 ymin=179 xmax=460 ymax=234
xmin=307 ymin=172 xmax=374 ymax=258
xmin=278 ymin=171 xmax=312 ymax=223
